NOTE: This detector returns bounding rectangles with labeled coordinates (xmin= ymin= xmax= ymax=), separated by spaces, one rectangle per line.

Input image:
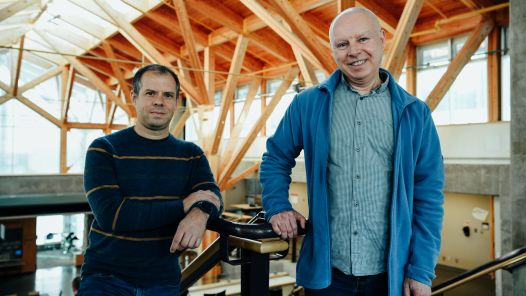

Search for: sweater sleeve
xmin=405 ymin=107 xmax=445 ymax=286
xmin=260 ymin=95 xmax=304 ymax=221
xmin=186 ymin=145 xmax=223 ymax=220
xmin=84 ymin=138 xmax=185 ymax=233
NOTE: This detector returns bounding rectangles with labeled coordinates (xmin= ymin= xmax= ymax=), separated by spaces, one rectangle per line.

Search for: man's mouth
xmin=349 ymin=59 xmax=366 ymax=66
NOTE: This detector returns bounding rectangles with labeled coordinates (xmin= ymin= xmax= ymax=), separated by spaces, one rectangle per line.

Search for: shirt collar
xmin=340 ymin=69 xmax=390 ymax=95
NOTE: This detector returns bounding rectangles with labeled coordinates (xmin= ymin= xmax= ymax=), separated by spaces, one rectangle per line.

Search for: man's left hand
xmin=404 ymin=278 xmax=431 ymax=296
xmin=170 ymin=208 xmax=208 ymax=252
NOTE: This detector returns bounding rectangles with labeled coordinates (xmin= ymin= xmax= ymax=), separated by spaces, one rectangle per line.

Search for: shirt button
xmin=355 ymin=147 xmax=360 ymax=152
xmin=359 ymin=97 xmax=364 ymax=101
xmin=357 ymin=121 xmax=362 ymax=126
xmin=356 ymin=174 xmax=360 ymax=180
xmin=354 ymin=202 xmax=359 ymax=207
xmin=353 ymin=231 xmax=358 ymax=236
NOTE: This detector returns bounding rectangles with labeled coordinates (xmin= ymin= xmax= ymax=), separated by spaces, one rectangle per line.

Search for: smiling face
xmin=331 ymin=11 xmax=385 ymax=89
xmin=132 ymin=71 xmax=178 ymax=138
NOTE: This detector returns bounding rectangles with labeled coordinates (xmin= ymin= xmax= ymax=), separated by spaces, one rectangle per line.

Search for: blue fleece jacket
xmin=260 ymin=69 xmax=444 ymax=295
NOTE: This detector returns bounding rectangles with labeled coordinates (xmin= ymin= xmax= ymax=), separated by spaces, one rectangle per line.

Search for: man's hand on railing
xmin=269 ymin=210 xmax=307 ymax=240
xmin=170 ymin=208 xmax=209 ymax=252
xmin=404 ymin=278 xmax=431 ymax=296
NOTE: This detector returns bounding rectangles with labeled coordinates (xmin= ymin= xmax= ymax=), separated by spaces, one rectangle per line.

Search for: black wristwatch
xmin=190 ymin=200 xmax=216 ymax=217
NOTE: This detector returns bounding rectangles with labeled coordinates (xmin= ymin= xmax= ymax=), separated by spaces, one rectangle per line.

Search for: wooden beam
xmin=187 ymin=0 xmax=292 ymax=63
xmin=0 ymin=0 xmax=38 ymax=23
xmin=356 ymin=0 xmax=397 ymax=33
xmin=101 ymin=42 xmax=136 ymax=117
xmin=61 ymin=66 xmax=75 ymax=123
xmin=204 ymin=47 xmax=215 ymax=105
xmin=337 ymin=0 xmax=356 ymax=12
xmin=390 ymin=44 xmax=409 ymax=80
xmin=220 ymin=162 xmax=260 ymax=191
xmin=384 ymin=0 xmax=424 ymax=74
xmin=38 ymin=31 xmax=132 ymax=116
xmin=220 ymin=78 xmax=261 ymax=171
xmin=19 ymin=65 xmax=65 ymax=94
xmin=240 ymin=0 xmax=327 ymax=74
xmin=406 ymin=43 xmax=417 ymax=96
xmin=60 ymin=126 xmax=68 ymax=174
xmin=426 ymin=18 xmax=494 ymax=111
xmin=0 ymin=94 xmax=12 ymax=105
xmin=66 ymin=122 xmax=128 ymax=130
xmin=211 ymin=35 xmax=250 ymax=155
xmin=292 ymin=47 xmax=318 ymax=87
xmin=16 ymin=95 xmax=61 ymax=127
xmin=219 ymin=67 xmax=299 ymax=185
xmin=425 ymin=0 xmax=447 ymax=19
xmin=268 ymin=0 xmax=337 ymax=74
xmin=13 ymin=36 xmax=25 ymax=97
xmin=171 ymin=107 xmax=191 ymax=138
xmin=0 ymin=80 xmax=12 ymax=94
xmin=93 ymin=0 xmax=204 ymax=105
xmin=488 ymin=27 xmax=501 ymax=122
xmin=173 ymin=0 xmax=208 ymax=102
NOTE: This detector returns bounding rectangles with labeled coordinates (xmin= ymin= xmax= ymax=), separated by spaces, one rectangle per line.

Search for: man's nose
xmin=152 ymin=94 xmax=164 ymax=105
xmin=347 ymin=42 xmax=361 ymax=56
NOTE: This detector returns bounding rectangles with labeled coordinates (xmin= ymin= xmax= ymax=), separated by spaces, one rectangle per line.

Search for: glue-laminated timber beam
xmin=0 ymin=0 xmax=39 ymax=23
xmin=13 ymin=36 xmax=25 ymax=97
xmin=0 ymin=80 xmax=13 ymax=95
xmin=240 ymin=0 xmax=327 ymax=75
xmin=173 ymin=0 xmax=208 ymax=102
xmin=426 ymin=18 xmax=494 ymax=111
xmin=187 ymin=0 xmax=292 ymax=63
xmin=61 ymin=66 xmax=75 ymax=124
xmin=337 ymin=0 xmax=356 ymax=12
xmin=406 ymin=43 xmax=417 ymax=96
xmin=18 ymin=65 xmax=65 ymax=94
xmin=267 ymin=0 xmax=337 ymax=74
xmin=210 ymin=35 xmax=250 ymax=155
xmin=220 ymin=162 xmax=260 ymax=191
xmin=16 ymin=94 xmax=61 ymax=127
xmin=219 ymin=67 xmax=300 ymax=185
xmin=204 ymin=47 xmax=215 ymax=104
xmin=220 ymin=78 xmax=261 ymax=171
xmin=93 ymin=0 xmax=204 ymax=105
xmin=60 ymin=126 xmax=68 ymax=174
xmin=292 ymin=46 xmax=318 ymax=87
xmin=384 ymin=0 xmax=424 ymax=75
xmin=38 ymin=29 xmax=131 ymax=116
xmin=0 ymin=94 xmax=11 ymax=105
xmin=171 ymin=107 xmax=191 ymax=138
xmin=66 ymin=122 xmax=128 ymax=130
xmin=487 ymin=27 xmax=501 ymax=122
xmin=102 ymin=42 xmax=135 ymax=117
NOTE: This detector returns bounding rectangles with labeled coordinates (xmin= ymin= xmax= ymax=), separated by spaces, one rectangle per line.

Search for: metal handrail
xmin=180 ymin=213 xmax=309 ymax=294
xmin=432 ymin=246 xmax=526 ymax=295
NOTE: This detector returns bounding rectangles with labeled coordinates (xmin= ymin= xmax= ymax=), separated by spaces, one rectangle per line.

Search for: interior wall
xmin=439 ymin=192 xmax=494 ymax=270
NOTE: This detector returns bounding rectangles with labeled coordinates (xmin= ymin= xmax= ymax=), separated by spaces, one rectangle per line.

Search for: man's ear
xmin=131 ymin=91 xmax=137 ymax=102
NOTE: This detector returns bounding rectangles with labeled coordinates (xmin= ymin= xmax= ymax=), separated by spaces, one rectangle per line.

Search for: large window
xmin=0 ymin=99 xmax=60 ymax=174
xmin=416 ymin=35 xmax=488 ymax=125
xmin=501 ymin=27 xmax=510 ymax=121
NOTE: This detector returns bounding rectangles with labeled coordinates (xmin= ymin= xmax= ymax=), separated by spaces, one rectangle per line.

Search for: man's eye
xmin=146 ymin=91 xmax=154 ymax=96
xmin=358 ymin=37 xmax=369 ymax=43
xmin=336 ymin=42 xmax=348 ymax=49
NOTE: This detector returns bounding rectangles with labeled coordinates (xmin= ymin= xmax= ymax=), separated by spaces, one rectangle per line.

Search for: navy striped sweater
xmin=82 ymin=127 xmax=221 ymax=287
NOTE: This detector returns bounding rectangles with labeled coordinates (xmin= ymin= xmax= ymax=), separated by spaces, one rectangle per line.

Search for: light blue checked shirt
xmin=328 ymin=70 xmax=393 ymax=276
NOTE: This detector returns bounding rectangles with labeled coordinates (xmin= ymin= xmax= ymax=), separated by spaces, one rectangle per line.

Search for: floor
xmin=0 ymin=249 xmax=80 ymax=296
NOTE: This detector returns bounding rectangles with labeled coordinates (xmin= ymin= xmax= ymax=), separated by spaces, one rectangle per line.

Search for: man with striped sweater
xmin=79 ymin=64 xmax=222 ymax=296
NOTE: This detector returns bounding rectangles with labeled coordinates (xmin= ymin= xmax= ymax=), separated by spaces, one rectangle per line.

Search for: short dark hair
xmin=132 ymin=64 xmax=180 ymax=99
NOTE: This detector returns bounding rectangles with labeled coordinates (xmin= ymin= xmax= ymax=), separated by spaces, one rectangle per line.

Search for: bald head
xmin=329 ymin=7 xmax=382 ymax=49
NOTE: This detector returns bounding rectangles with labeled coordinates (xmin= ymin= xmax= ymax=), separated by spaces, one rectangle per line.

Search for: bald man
xmin=260 ymin=8 xmax=444 ymax=296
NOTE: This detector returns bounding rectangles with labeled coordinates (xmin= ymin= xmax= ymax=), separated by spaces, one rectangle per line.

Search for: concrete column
xmin=510 ymin=0 xmax=526 ymax=295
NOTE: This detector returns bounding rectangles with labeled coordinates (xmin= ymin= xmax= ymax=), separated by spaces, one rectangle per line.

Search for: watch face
xmin=197 ymin=201 xmax=214 ymax=214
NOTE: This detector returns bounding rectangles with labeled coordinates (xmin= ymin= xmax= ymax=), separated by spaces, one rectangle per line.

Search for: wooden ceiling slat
xmin=0 ymin=0 xmax=38 ymax=23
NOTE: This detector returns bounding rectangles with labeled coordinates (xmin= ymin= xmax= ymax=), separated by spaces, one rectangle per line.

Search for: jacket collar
xmin=319 ymin=68 xmax=418 ymax=112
